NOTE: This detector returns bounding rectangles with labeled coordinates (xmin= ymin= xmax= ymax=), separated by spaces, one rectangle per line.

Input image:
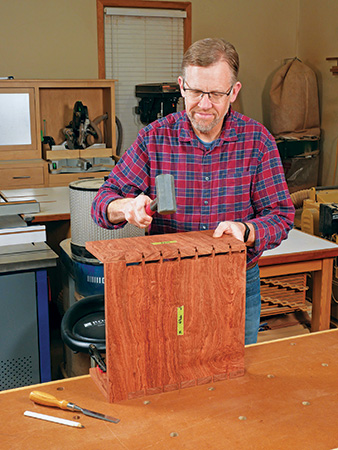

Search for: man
xmin=91 ymin=38 xmax=295 ymax=344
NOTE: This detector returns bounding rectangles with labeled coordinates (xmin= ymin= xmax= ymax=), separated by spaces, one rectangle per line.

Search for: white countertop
xmin=262 ymin=228 xmax=338 ymax=257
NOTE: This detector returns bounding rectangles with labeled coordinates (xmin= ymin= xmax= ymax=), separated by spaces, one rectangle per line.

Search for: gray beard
xmin=187 ymin=110 xmax=224 ymax=134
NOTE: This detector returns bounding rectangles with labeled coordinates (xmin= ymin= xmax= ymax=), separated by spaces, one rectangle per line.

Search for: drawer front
xmin=0 ymin=166 xmax=45 ymax=188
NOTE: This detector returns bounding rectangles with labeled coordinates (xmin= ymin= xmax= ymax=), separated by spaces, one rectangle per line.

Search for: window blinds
xmin=104 ymin=8 xmax=185 ymax=153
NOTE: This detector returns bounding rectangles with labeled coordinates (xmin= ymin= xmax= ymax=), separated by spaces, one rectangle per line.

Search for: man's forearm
xmin=107 ymin=198 xmax=132 ymax=224
xmin=106 ymin=195 xmax=153 ymax=229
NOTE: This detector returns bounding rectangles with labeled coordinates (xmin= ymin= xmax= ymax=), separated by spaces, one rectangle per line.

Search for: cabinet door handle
xmin=13 ymin=176 xmax=31 ymax=179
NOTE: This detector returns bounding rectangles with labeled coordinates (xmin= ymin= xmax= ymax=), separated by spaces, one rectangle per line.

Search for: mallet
xmin=145 ymin=174 xmax=177 ymax=216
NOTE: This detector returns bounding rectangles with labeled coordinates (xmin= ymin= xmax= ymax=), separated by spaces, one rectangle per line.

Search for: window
xmin=96 ymin=1 xmax=191 ymax=153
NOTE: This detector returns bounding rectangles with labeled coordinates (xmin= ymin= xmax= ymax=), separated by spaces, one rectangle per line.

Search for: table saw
xmin=0 ymin=192 xmax=58 ymax=390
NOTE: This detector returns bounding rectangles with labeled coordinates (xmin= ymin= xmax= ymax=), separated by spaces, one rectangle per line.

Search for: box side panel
xmin=102 ymin=250 xmax=245 ymax=402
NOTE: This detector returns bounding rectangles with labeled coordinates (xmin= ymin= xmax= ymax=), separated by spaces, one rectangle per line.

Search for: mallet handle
xmin=145 ymin=199 xmax=157 ymax=216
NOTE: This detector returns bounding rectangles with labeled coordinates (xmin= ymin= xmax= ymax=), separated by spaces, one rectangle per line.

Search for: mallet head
xmin=146 ymin=174 xmax=177 ymax=215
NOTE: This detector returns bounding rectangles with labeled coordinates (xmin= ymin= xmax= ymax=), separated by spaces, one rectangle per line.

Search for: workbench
xmin=1 ymin=330 xmax=338 ymax=449
xmin=259 ymin=228 xmax=338 ymax=331
xmin=2 ymin=186 xmax=70 ymax=222
xmin=2 ymin=187 xmax=70 ymax=254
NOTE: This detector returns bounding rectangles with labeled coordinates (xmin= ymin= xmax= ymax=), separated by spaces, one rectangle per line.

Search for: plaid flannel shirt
xmin=91 ymin=109 xmax=295 ymax=267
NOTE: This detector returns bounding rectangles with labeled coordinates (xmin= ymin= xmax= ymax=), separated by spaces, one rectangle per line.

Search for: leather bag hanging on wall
xmin=270 ymin=58 xmax=320 ymax=139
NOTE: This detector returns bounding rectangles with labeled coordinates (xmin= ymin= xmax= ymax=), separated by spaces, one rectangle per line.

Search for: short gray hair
xmin=181 ymin=38 xmax=239 ymax=83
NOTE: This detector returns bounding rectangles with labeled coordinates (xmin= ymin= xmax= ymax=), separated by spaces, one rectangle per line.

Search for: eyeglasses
xmin=182 ymin=80 xmax=233 ymax=104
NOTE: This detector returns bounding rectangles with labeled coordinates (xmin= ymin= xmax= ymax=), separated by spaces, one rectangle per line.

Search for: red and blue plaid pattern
xmin=91 ymin=109 xmax=294 ymax=266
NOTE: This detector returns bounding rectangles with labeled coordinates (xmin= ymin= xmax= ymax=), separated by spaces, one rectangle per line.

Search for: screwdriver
xmin=29 ymin=391 xmax=120 ymax=423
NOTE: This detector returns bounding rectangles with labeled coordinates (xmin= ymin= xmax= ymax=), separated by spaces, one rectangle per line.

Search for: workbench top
xmin=262 ymin=228 xmax=338 ymax=261
xmin=1 ymin=330 xmax=338 ymax=449
xmin=0 ymin=241 xmax=58 ymax=273
xmin=1 ymin=187 xmax=70 ymax=222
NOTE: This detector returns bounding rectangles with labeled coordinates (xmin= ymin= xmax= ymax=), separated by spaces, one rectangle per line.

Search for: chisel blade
xmin=71 ymin=404 xmax=120 ymax=424
xmin=29 ymin=391 xmax=120 ymax=425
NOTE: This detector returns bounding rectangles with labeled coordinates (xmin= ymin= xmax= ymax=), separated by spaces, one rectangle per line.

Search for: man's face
xmin=178 ymin=61 xmax=241 ymax=141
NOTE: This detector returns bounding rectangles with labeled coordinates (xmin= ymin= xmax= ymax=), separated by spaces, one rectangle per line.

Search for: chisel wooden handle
xmin=29 ymin=391 xmax=69 ymax=410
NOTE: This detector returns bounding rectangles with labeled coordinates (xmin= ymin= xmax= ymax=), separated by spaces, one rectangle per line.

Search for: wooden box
xmin=86 ymin=230 xmax=246 ymax=403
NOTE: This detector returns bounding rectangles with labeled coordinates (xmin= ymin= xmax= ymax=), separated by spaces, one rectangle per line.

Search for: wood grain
xmin=312 ymin=257 xmax=333 ymax=331
xmin=87 ymin=230 xmax=246 ymax=402
xmin=3 ymin=331 xmax=338 ymax=449
xmin=87 ymin=229 xmax=245 ymax=263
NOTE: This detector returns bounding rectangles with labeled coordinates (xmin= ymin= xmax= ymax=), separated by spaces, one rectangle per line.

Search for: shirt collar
xmin=219 ymin=107 xmax=239 ymax=142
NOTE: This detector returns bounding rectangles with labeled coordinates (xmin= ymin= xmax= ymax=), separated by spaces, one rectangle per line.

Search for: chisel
xmin=29 ymin=391 xmax=120 ymax=424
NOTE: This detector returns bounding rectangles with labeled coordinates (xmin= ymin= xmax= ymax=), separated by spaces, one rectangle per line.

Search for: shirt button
xmin=202 ymin=225 xmax=207 ymax=230
xmin=204 ymin=200 xmax=208 ymax=205
xmin=205 ymin=176 xmax=210 ymax=181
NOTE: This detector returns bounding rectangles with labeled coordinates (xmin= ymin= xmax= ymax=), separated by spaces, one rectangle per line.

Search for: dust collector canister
xmin=69 ymin=178 xmax=144 ymax=257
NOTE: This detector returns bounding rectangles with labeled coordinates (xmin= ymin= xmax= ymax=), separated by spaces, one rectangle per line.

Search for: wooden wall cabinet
xmin=0 ymin=79 xmax=117 ymax=188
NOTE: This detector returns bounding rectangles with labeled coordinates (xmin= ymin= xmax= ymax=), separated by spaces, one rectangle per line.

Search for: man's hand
xmin=107 ymin=195 xmax=153 ymax=229
xmin=213 ymin=221 xmax=255 ymax=246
